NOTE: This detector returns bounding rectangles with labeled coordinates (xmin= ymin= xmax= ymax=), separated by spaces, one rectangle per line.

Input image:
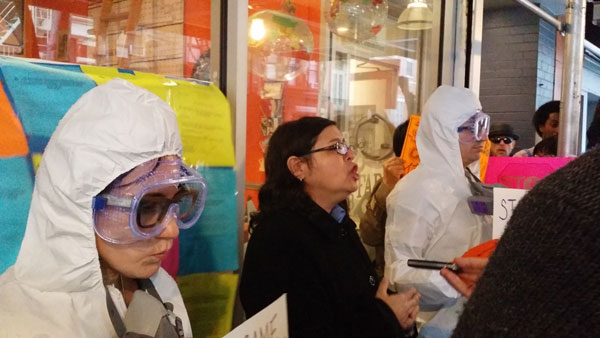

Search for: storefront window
xmin=245 ymin=0 xmax=441 ymax=221
xmin=0 ymin=0 xmax=214 ymax=79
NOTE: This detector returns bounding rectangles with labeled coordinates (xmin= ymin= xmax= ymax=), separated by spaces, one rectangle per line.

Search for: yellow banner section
xmin=80 ymin=65 xmax=234 ymax=167
xmin=178 ymin=272 xmax=238 ymax=338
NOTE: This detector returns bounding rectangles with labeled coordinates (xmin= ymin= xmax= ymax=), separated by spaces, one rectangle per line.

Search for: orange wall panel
xmin=183 ymin=0 xmax=211 ymax=78
xmin=245 ymin=0 xmax=322 ymax=211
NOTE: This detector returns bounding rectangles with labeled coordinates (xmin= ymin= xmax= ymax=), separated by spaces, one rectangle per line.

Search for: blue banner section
xmin=0 ymin=58 xmax=96 ymax=151
xmin=179 ymin=166 xmax=239 ymax=274
xmin=0 ymin=156 xmax=34 ymax=274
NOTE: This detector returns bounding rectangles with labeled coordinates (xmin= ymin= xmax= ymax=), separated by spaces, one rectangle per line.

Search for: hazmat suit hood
xmin=0 ymin=78 xmax=189 ymax=337
xmin=416 ymin=85 xmax=482 ymax=186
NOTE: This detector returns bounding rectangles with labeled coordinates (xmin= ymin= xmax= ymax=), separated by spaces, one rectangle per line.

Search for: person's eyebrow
xmin=328 ymin=137 xmax=343 ymax=143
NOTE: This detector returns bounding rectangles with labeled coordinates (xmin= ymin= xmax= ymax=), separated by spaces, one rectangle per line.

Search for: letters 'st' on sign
xmin=492 ymin=188 xmax=528 ymax=239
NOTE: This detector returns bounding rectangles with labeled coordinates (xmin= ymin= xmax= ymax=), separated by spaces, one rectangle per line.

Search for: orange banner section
xmin=0 ymin=86 xmax=28 ymax=157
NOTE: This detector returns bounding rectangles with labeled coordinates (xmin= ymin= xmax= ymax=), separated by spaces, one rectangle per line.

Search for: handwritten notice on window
xmin=223 ymin=294 xmax=288 ymax=338
xmin=492 ymin=188 xmax=528 ymax=239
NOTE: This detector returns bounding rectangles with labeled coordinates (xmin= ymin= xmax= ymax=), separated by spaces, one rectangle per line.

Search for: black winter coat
xmin=239 ymin=200 xmax=407 ymax=338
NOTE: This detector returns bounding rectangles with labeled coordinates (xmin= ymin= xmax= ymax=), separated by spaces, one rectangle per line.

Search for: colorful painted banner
xmin=0 ymin=56 xmax=238 ymax=277
xmin=484 ymin=156 xmax=575 ymax=189
xmin=0 ymin=57 xmax=96 ymax=153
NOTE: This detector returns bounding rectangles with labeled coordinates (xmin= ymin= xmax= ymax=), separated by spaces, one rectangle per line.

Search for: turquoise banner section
xmin=0 ymin=156 xmax=34 ymax=274
xmin=179 ymin=166 xmax=239 ymax=274
xmin=0 ymin=58 xmax=95 ymax=152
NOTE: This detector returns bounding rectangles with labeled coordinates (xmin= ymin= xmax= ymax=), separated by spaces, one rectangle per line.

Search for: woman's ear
xmin=287 ymin=156 xmax=307 ymax=181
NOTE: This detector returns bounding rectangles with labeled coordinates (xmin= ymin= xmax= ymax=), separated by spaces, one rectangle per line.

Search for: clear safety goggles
xmin=92 ymin=158 xmax=207 ymax=244
xmin=457 ymin=111 xmax=490 ymax=143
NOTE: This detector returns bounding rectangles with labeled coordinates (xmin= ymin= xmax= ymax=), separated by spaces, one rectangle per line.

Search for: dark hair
xmin=533 ymin=101 xmax=560 ymax=137
xmin=533 ymin=135 xmax=558 ymax=157
xmin=392 ymin=120 xmax=410 ymax=157
xmin=587 ymin=101 xmax=600 ymax=150
xmin=251 ymin=117 xmax=336 ymax=229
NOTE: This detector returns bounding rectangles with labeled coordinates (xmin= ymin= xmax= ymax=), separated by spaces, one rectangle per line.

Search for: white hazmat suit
xmin=384 ymin=86 xmax=491 ymax=337
xmin=0 ymin=79 xmax=192 ymax=337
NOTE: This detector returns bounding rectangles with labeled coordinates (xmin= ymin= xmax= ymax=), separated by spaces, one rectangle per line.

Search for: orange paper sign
xmin=399 ymin=115 xmax=420 ymax=175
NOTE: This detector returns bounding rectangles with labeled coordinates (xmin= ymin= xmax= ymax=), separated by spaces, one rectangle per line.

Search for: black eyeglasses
xmin=302 ymin=142 xmax=352 ymax=156
xmin=490 ymin=136 xmax=514 ymax=144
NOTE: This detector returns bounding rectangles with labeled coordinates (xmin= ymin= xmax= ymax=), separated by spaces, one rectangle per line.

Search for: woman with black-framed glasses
xmin=240 ymin=116 xmax=420 ymax=338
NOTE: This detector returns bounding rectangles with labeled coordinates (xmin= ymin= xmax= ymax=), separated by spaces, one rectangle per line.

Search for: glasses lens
xmin=137 ymin=194 xmax=171 ymax=229
xmin=458 ymin=124 xmax=477 ymax=143
xmin=174 ymin=185 xmax=201 ymax=223
xmin=336 ymin=143 xmax=349 ymax=155
xmin=490 ymin=137 xmax=513 ymax=144
xmin=477 ymin=114 xmax=490 ymax=140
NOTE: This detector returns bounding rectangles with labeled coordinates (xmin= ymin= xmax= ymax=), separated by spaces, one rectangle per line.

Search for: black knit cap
xmin=488 ymin=123 xmax=519 ymax=140
xmin=453 ymin=147 xmax=600 ymax=338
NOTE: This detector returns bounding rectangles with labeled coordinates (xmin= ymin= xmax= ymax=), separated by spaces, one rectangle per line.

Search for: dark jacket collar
xmin=293 ymin=198 xmax=356 ymax=242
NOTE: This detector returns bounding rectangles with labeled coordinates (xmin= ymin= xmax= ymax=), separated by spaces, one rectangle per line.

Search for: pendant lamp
xmin=397 ymin=0 xmax=432 ymax=30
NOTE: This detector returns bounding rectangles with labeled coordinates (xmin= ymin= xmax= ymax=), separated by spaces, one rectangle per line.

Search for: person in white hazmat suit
xmin=0 ymin=78 xmax=205 ymax=337
xmin=384 ymin=86 xmax=492 ymax=338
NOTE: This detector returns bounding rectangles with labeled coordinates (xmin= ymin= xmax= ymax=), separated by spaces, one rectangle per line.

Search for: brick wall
xmin=479 ymin=6 xmax=554 ymax=149
xmin=536 ymin=5 xmax=557 ymax=116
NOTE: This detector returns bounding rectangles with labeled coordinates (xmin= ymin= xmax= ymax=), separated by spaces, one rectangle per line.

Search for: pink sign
xmin=484 ymin=157 xmax=575 ymax=189
xmin=161 ymin=238 xmax=180 ymax=279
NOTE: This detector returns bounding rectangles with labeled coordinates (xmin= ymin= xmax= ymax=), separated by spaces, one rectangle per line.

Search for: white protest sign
xmin=493 ymin=187 xmax=528 ymax=239
xmin=223 ymin=294 xmax=288 ymax=338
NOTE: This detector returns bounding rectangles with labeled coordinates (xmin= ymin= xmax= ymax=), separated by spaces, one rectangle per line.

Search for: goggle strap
xmin=101 ymin=194 xmax=133 ymax=209
xmin=92 ymin=196 xmax=107 ymax=211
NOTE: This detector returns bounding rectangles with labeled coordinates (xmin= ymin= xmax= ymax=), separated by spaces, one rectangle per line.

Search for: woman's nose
xmin=346 ymin=146 xmax=356 ymax=161
xmin=157 ymin=212 xmax=179 ymax=239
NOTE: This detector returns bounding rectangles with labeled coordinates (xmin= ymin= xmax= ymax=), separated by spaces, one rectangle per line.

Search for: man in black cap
xmin=488 ymin=123 xmax=519 ymax=157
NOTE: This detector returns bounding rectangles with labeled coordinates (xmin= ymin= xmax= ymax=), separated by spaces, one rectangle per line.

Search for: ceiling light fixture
xmin=397 ymin=0 xmax=433 ymax=31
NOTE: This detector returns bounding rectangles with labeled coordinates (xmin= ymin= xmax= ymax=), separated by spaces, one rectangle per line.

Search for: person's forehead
xmin=315 ymin=125 xmax=342 ymax=143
